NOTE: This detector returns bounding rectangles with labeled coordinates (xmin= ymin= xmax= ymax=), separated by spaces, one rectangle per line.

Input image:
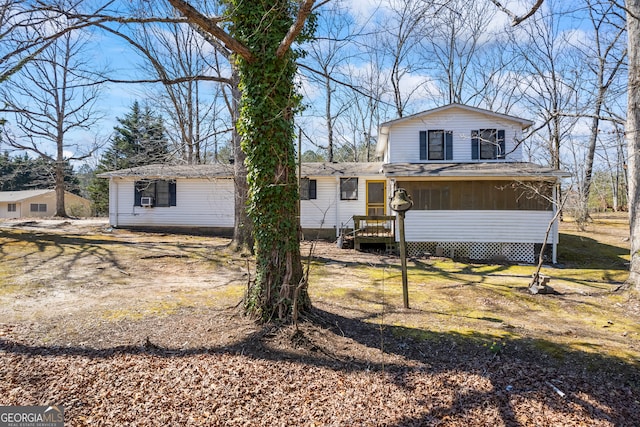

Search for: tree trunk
xmin=579 ymin=100 xmax=603 ymax=223
xmin=230 ymin=66 xmax=253 ymax=253
xmin=325 ymin=72 xmax=334 ymax=162
xmin=54 ymin=161 xmax=66 ymax=217
xmin=627 ymin=0 xmax=640 ymax=289
xmin=233 ymin=1 xmax=311 ymax=321
xmin=54 ymin=135 xmax=67 ymax=217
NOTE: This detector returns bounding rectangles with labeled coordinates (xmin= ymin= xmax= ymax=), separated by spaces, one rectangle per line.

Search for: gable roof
xmin=0 ymin=189 xmax=53 ymax=202
xmin=379 ymin=103 xmax=534 ymax=129
xmin=376 ymin=103 xmax=535 ymax=157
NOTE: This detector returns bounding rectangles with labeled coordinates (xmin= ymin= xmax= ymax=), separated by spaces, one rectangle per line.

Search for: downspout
xmin=335 ymin=176 xmax=340 ymax=238
xmin=112 ymin=178 xmax=118 ymax=227
xmin=298 ymin=128 xmax=302 ymax=231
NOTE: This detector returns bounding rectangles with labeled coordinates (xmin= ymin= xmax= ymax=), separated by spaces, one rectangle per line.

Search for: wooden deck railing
xmin=352 ymin=215 xmax=396 ymax=237
xmin=351 ymin=215 xmax=397 ymax=251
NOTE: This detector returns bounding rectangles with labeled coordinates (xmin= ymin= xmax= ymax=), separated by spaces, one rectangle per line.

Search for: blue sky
xmin=1 ymin=0 xmax=626 ymax=173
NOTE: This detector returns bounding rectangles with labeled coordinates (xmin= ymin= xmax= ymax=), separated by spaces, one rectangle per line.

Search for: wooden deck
xmin=352 ymin=215 xmax=397 ymax=252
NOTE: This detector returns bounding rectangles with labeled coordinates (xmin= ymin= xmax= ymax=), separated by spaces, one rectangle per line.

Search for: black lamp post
xmin=390 ymin=188 xmax=413 ymax=309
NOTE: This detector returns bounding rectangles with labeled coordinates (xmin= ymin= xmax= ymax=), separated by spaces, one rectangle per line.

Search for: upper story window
xmin=420 ymin=130 xmax=453 ymax=161
xmin=340 ymin=178 xmax=358 ymax=200
xmin=300 ymin=178 xmax=317 ymax=200
xmin=134 ymin=179 xmax=177 ymax=207
xmin=471 ymin=129 xmax=506 ymax=160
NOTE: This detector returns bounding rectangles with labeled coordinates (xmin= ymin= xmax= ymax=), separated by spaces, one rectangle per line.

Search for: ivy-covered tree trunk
xmin=231 ymin=0 xmax=311 ymax=321
xmin=167 ymin=0 xmax=315 ymax=321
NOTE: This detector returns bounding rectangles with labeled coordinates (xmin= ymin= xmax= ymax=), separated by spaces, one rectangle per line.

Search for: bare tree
xmin=1 ymin=26 xmax=101 ymax=217
xmin=625 ymin=0 xmax=640 ymax=289
xmin=131 ymin=3 xmax=231 ymax=165
xmin=419 ymin=0 xmax=496 ymax=105
xmin=380 ymin=0 xmax=434 ymax=117
xmin=301 ymin=0 xmax=357 ymax=162
xmin=509 ymin=2 xmax=582 ymax=172
xmin=572 ymin=0 xmax=627 ymax=223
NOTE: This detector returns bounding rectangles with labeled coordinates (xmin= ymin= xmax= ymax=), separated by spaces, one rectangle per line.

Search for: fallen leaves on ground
xmin=1 ymin=312 xmax=638 ymax=427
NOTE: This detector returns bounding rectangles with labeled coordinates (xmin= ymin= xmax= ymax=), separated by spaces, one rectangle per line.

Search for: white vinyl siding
xmin=301 ymin=176 xmax=382 ymax=232
xmin=300 ymin=177 xmax=337 ymax=229
xmin=386 ymin=108 xmax=523 ymax=163
xmin=110 ymin=178 xmax=234 ymax=227
xmin=402 ymin=210 xmax=557 ymax=244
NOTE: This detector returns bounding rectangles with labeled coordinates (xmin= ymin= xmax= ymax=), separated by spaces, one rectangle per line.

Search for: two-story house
xmin=374 ymin=103 xmax=568 ymax=264
xmin=100 ymin=104 xmax=568 ymax=263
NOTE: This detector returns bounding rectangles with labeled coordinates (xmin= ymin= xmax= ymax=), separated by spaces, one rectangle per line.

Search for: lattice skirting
xmin=406 ymin=241 xmax=536 ymax=263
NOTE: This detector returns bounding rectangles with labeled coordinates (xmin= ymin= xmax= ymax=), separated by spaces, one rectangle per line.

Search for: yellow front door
xmin=366 ymin=181 xmax=386 ymax=216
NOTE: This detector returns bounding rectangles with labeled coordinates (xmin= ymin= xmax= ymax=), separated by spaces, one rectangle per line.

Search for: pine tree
xmin=89 ymin=101 xmax=169 ymax=215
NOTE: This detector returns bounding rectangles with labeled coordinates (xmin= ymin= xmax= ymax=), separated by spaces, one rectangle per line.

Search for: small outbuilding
xmin=0 ymin=189 xmax=92 ymax=218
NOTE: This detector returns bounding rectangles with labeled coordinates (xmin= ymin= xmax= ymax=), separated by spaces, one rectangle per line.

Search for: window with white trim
xmin=8 ymin=203 xmax=16 ymax=212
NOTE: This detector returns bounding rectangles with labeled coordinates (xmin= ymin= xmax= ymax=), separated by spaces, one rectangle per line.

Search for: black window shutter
xmin=471 ymin=130 xmax=479 ymax=160
xmin=419 ymin=131 xmax=427 ymax=160
xmin=134 ymin=182 xmax=142 ymax=206
xmin=445 ymin=131 xmax=453 ymax=160
xmin=497 ymin=130 xmax=506 ymax=159
xmin=309 ymin=180 xmax=317 ymax=199
xmin=169 ymin=180 xmax=177 ymax=206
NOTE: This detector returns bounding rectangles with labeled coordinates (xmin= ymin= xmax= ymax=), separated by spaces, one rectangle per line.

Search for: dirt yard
xmin=1 ymin=217 xmax=639 ymax=426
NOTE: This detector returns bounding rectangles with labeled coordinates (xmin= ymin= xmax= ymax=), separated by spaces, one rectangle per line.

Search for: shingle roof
xmin=301 ymin=162 xmax=384 ymax=176
xmin=98 ymin=162 xmax=385 ymax=178
xmin=379 ymin=103 xmax=535 ymax=129
xmin=98 ymin=161 xmax=568 ymax=180
xmin=383 ymin=162 xmax=570 ymax=179
xmin=0 ymin=189 xmax=53 ymax=202
xmin=98 ymin=164 xmax=234 ymax=179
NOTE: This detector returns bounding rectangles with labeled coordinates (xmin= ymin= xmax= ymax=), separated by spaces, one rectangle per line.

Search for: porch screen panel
xmin=397 ymin=181 xmax=552 ymax=211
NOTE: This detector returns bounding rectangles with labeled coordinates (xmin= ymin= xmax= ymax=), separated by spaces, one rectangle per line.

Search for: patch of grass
xmin=532 ymin=340 xmax=567 ymax=360
xmin=102 ymin=284 xmax=246 ymax=321
xmin=559 ymin=233 xmax=629 ymax=268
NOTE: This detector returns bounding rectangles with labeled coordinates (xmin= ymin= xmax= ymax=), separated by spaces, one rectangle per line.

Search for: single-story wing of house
xmin=98 ymin=162 xmax=385 ymax=238
xmin=0 ymin=189 xmax=92 ymax=218
xmin=100 ymin=103 xmax=570 ymax=264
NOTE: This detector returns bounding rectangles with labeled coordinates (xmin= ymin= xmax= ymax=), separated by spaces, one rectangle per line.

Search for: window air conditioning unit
xmin=140 ymin=197 xmax=154 ymax=207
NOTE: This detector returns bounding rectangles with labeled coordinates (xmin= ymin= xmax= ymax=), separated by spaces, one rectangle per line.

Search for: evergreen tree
xmin=88 ymin=101 xmax=169 ymax=215
xmin=0 ymin=151 xmax=79 ymax=193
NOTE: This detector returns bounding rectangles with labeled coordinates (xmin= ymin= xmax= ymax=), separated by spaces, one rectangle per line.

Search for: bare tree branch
xmin=276 ymin=0 xmax=316 ymax=58
xmin=489 ymin=0 xmax=545 ymax=26
xmin=166 ymin=0 xmax=254 ymax=62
